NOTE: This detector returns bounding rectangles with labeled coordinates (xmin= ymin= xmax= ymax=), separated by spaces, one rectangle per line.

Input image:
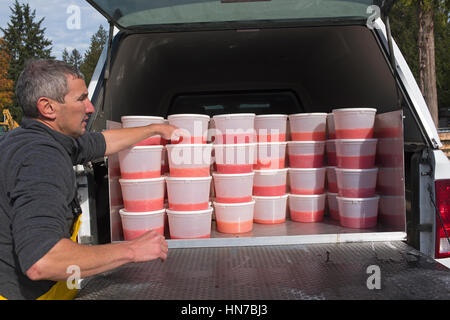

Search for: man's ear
xmin=36 ymin=97 xmax=57 ymax=120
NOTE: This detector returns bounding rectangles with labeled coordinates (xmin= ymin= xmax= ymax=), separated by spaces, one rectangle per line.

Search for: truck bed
xmin=75 ymin=241 xmax=449 ymax=300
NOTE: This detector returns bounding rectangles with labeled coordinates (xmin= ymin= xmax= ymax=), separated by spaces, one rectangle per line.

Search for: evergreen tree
xmin=63 ymin=48 xmax=83 ymax=70
xmin=0 ymin=0 xmax=53 ymax=122
xmin=79 ymin=25 xmax=107 ymax=85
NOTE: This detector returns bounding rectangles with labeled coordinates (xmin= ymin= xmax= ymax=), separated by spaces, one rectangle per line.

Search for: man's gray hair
xmin=16 ymin=59 xmax=85 ymax=118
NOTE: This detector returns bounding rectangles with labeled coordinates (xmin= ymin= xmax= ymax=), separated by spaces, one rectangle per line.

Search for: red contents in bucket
xmin=327 ymin=152 xmax=337 ymax=166
xmin=328 ymin=133 xmax=336 ymax=139
xmin=169 ymin=202 xmax=209 ymax=211
xmin=329 ymin=209 xmax=340 ymax=220
xmin=123 ymin=226 xmax=165 ymax=240
xmin=216 ymin=164 xmax=253 ymax=173
xmin=290 ymin=187 xmax=324 ymax=195
xmin=253 ymin=185 xmax=286 ymax=196
xmin=254 ymin=218 xmax=285 ymax=224
xmin=216 ymin=220 xmax=253 ymax=233
xmin=171 ymin=136 xmax=206 ymax=144
xmin=170 ymin=234 xmax=210 ymax=239
xmin=253 ymin=158 xmax=285 ymax=170
xmin=327 ymin=182 xmax=338 ymax=193
xmin=288 ymin=154 xmax=324 ymax=168
xmin=135 ymin=136 xmax=161 ymax=146
xmin=121 ymin=170 xmax=161 ymax=179
xmin=335 ymin=127 xmax=374 ymax=139
xmin=340 ymin=216 xmax=377 ymax=228
xmin=290 ymin=209 xmax=324 ymax=222
xmin=123 ymin=198 xmax=164 ymax=212
xmin=291 ymin=131 xmax=326 ymax=141
xmin=217 ymin=133 xmax=255 ymax=144
xmin=257 ymin=133 xmax=286 ymax=142
xmin=338 ymin=188 xmax=376 ymax=198
xmin=215 ymin=196 xmax=253 ymax=203
xmin=336 ymin=155 xmax=375 ymax=169
xmin=170 ymin=167 xmax=210 ymax=177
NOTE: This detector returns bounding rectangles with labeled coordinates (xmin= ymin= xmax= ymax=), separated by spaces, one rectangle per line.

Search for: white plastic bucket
xmin=287 ymin=141 xmax=325 ymax=168
xmin=212 ymin=113 xmax=256 ymax=144
xmin=253 ymin=168 xmax=288 ymax=196
xmin=288 ymin=113 xmax=327 ymax=141
xmin=326 ymin=166 xmax=338 ymax=193
xmin=335 ymin=139 xmax=377 ymax=169
xmin=118 ymin=146 xmax=163 ymax=179
xmin=332 ymin=108 xmax=377 ymax=139
xmin=254 ymin=114 xmax=288 ymax=142
xmin=213 ymin=143 xmax=256 ymax=173
xmin=119 ymin=208 xmax=165 ymax=240
xmin=166 ymin=208 xmax=213 ymax=239
xmin=327 ymin=192 xmax=339 ymax=220
xmin=335 ymin=168 xmax=378 ymax=198
xmin=378 ymin=195 xmax=405 ymax=228
xmin=167 ymin=114 xmax=210 ymax=144
xmin=165 ymin=176 xmax=212 ymax=211
xmin=212 ymin=172 xmax=254 ymax=203
xmin=166 ymin=143 xmax=213 ymax=177
xmin=337 ymin=195 xmax=380 ymax=229
xmin=254 ymin=142 xmax=287 ymax=170
xmin=119 ymin=177 xmax=165 ymax=212
xmin=213 ymin=201 xmax=255 ymax=234
xmin=288 ymin=168 xmax=326 ymax=195
xmin=121 ymin=116 xmax=165 ymax=146
xmin=327 ymin=113 xmax=336 ymax=139
xmin=325 ymin=139 xmax=337 ymax=166
xmin=288 ymin=194 xmax=326 ymax=223
xmin=253 ymin=194 xmax=288 ymax=224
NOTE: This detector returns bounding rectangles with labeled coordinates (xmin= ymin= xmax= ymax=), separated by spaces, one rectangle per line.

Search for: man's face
xmin=53 ymin=75 xmax=95 ymax=138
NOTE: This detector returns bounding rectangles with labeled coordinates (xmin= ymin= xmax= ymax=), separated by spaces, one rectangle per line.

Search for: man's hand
xmin=128 ymin=230 xmax=168 ymax=263
xmin=152 ymin=123 xmax=190 ymax=142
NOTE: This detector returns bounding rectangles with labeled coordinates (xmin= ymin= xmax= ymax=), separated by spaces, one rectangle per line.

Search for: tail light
xmin=435 ymin=179 xmax=450 ymax=259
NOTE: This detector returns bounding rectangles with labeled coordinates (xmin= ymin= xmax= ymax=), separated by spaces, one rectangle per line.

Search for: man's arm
xmin=101 ymin=123 xmax=182 ymax=156
xmin=26 ymin=230 xmax=167 ymax=281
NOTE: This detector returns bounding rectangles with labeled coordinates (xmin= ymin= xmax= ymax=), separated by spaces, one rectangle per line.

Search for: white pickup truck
xmin=74 ymin=0 xmax=449 ymax=300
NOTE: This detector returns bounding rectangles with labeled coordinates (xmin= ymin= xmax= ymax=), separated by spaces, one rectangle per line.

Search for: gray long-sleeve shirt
xmin=0 ymin=118 xmax=106 ymax=299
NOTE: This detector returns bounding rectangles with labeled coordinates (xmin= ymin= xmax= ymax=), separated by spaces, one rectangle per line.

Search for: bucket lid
xmin=255 ymin=114 xmax=288 ymax=119
xmin=253 ymin=194 xmax=288 ymax=200
xmin=288 ymin=193 xmax=326 ymax=198
xmin=288 ymin=167 xmax=326 ymax=172
xmin=128 ymin=145 xmax=164 ymax=151
xmin=166 ymin=207 xmax=213 ymax=215
xmin=119 ymin=208 xmax=166 ymax=216
xmin=213 ymin=200 xmax=255 ymax=207
xmin=332 ymin=108 xmax=377 ymax=113
xmin=253 ymin=168 xmax=288 ymax=174
xmin=121 ymin=115 xmax=164 ymax=121
xmin=165 ymin=176 xmax=212 ymax=181
xmin=336 ymin=195 xmax=380 ymax=201
xmin=287 ymin=141 xmax=325 ymax=145
xmin=166 ymin=143 xmax=213 ymax=149
xmin=326 ymin=192 xmax=338 ymax=196
xmin=213 ymin=113 xmax=255 ymax=119
xmin=167 ymin=114 xmax=210 ymax=119
xmin=256 ymin=141 xmax=288 ymax=146
xmin=213 ymin=143 xmax=257 ymax=148
xmin=334 ymin=168 xmax=379 ymax=173
xmin=119 ymin=177 xmax=165 ymax=184
xmin=289 ymin=113 xmax=328 ymax=118
xmin=212 ymin=172 xmax=254 ymax=177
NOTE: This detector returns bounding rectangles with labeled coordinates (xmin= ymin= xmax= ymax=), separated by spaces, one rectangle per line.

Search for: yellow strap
xmin=1 ymin=215 xmax=83 ymax=300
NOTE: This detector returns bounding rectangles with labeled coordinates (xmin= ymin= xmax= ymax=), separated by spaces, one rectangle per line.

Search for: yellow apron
xmin=0 ymin=214 xmax=82 ymax=300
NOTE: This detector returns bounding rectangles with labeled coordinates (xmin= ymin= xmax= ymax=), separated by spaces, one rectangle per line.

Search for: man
xmin=0 ymin=59 xmax=180 ymax=300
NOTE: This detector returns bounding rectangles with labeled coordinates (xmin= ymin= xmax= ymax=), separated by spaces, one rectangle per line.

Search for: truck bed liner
xmin=76 ymin=241 xmax=449 ymax=300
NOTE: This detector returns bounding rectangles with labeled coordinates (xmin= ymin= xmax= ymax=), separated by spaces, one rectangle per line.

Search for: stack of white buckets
xmin=117 ymin=109 xmax=381 ymax=242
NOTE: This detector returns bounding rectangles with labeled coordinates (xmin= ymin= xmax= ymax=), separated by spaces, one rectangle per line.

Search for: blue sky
xmin=0 ymin=0 xmax=108 ymax=59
